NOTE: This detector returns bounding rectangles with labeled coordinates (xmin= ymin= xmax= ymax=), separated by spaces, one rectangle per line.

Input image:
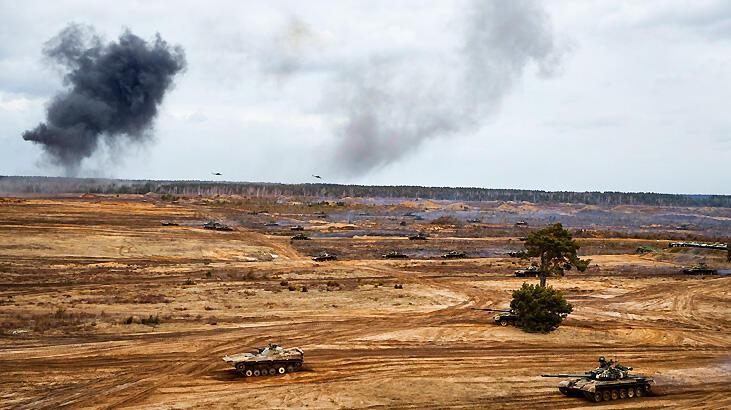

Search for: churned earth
xmin=0 ymin=196 xmax=729 ymax=409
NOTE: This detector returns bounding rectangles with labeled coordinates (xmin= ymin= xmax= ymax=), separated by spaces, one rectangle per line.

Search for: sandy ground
xmin=0 ymin=196 xmax=729 ymax=409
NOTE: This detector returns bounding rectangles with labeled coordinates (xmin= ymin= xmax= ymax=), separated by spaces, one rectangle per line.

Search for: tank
xmin=542 ymin=357 xmax=654 ymax=402
xmin=408 ymin=233 xmax=428 ymax=240
xmin=683 ymin=263 xmax=718 ymax=275
xmin=442 ymin=250 xmax=467 ymax=259
xmin=223 ymin=343 xmax=304 ymax=377
xmin=472 ymin=308 xmax=517 ymax=326
xmin=382 ymin=251 xmax=408 ymax=259
xmin=290 ymin=225 xmax=305 ymax=231
xmin=514 ymin=266 xmax=540 ymax=277
xmin=203 ymin=221 xmax=234 ymax=231
xmin=290 ymin=233 xmax=310 ymax=240
xmin=312 ymin=252 xmax=337 ymax=261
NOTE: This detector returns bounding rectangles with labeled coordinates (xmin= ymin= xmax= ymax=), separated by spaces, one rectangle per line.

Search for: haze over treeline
xmin=2 ymin=176 xmax=730 ymax=208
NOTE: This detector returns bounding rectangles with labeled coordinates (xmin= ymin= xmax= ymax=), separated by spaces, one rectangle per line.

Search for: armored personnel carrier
xmin=542 ymin=357 xmax=654 ymax=402
xmin=290 ymin=233 xmax=310 ymax=240
xmin=312 ymin=252 xmax=337 ymax=261
xmin=442 ymin=250 xmax=467 ymax=259
xmin=408 ymin=233 xmax=428 ymax=240
xmin=382 ymin=251 xmax=408 ymax=259
xmin=223 ymin=343 xmax=304 ymax=377
xmin=683 ymin=263 xmax=718 ymax=275
xmin=514 ymin=266 xmax=540 ymax=277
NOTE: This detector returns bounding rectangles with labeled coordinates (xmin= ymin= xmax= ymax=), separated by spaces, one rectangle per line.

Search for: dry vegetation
xmin=0 ymin=195 xmax=729 ymax=409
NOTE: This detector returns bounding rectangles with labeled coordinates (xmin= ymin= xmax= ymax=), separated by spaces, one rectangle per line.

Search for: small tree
xmin=518 ymin=223 xmax=591 ymax=287
xmin=510 ymin=283 xmax=573 ymax=333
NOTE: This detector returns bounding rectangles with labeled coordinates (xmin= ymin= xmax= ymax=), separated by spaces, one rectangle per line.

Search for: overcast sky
xmin=1 ymin=0 xmax=729 ymax=194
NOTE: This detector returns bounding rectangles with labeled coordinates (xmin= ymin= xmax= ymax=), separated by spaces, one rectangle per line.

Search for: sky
xmin=0 ymin=0 xmax=729 ymax=194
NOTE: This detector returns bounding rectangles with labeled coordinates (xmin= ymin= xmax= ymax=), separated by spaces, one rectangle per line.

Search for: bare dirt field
xmin=0 ymin=195 xmax=729 ymax=409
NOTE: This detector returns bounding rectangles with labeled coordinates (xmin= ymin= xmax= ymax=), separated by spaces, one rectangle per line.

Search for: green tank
xmin=542 ymin=357 xmax=654 ymax=402
xmin=223 ymin=343 xmax=304 ymax=377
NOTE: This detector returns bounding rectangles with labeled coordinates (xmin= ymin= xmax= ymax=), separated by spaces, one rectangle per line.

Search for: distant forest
xmin=2 ymin=176 xmax=730 ymax=208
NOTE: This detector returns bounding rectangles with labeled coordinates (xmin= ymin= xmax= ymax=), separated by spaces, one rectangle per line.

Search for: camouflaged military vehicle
xmin=442 ymin=250 xmax=467 ymax=259
xmin=223 ymin=343 xmax=304 ymax=377
xmin=312 ymin=252 xmax=337 ymax=261
xmin=472 ymin=308 xmax=518 ymax=326
xmin=542 ymin=357 xmax=654 ymax=402
xmin=382 ymin=251 xmax=408 ymax=259
xmin=408 ymin=232 xmax=428 ymax=240
xmin=290 ymin=225 xmax=305 ymax=231
xmin=203 ymin=221 xmax=234 ymax=231
xmin=290 ymin=233 xmax=310 ymax=240
xmin=682 ymin=263 xmax=718 ymax=275
xmin=514 ymin=265 xmax=540 ymax=277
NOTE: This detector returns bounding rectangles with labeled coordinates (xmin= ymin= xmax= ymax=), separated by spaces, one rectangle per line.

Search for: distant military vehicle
xmin=264 ymin=222 xmax=280 ymax=227
xmin=467 ymin=218 xmax=481 ymax=223
xmin=382 ymin=251 xmax=408 ymax=259
xmin=290 ymin=225 xmax=305 ymax=231
xmin=442 ymin=250 xmax=467 ymax=259
xmin=160 ymin=221 xmax=179 ymax=226
xmin=290 ymin=233 xmax=310 ymax=241
xmin=515 ymin=220 xmax=528 ymax=226
xmin=203 ymin=221 xmax=234 ymax=231
xmin=223 ymin=343 xmax=304 ymax=377
xmin=683 ymin=263 xmax=718 ymax=275
xmin=542 ymin=357 xmax=654 ymax=402
xmin=312 ymin=252 xmax=337 ymax=261
xmin=517 ymin=236 xmax=528 ymax=241
xmin=515 ymin=266 xmax=540 ymax=277
xmin=472 ymin=308 xmax=518 ymax=326
xmin=408 ymin=233 xmax=428 ymax=240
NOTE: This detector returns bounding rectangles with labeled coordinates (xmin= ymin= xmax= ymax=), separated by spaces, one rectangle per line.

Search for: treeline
xmin=2 ymin=176 xmax=730 ymax=208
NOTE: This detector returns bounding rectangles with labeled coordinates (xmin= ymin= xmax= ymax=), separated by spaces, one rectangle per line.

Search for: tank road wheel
xmin=611 ymin=390 xmax=619 ymax=400
xmin=619 ymin=389 xmax=627 ymax=399
xmin=277 ymin=366 xmax=286 ymax=374
xmin=627 ymin=387 xmax=635 ymax=398
xmin=602 ymin=391 xmax=611 ymax=401
xmin=268 ymin=368 xmax=276 ymax=375
xmin=558 ymin=387 xmax=568 ymax=395
xmin=635 ymin=387 xmax=644 ymax=397
xmin=235 ymin=363 xmax=246 ymax=372
xmin=253 ymin=369 xmax=261 ymax=377
xmin=245 ymin=369 xmax=253 ymax=377
xmin=287 ymin=365 xmax=295 ymax=373
xmin=499 ymin=319 xmax=509 ymax=326
xmin=593 ymin=392 xmax=603 ymax=402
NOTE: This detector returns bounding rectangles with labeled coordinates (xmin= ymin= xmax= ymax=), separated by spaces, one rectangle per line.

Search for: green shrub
xmin=510 ymin=283 xmax=572 ymax=333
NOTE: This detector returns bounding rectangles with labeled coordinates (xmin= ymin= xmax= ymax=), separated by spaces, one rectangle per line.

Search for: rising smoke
xmin=22 ymin=24 xmax=186 ymax=175
xmin=262 ymin=0 xmax=566 ymax=176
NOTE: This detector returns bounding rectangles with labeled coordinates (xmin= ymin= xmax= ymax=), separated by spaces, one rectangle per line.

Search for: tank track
xmin=235 ymin=360 xmax=303 ymax=377
xmin=582 ymin=383 xmax=652 ymax=402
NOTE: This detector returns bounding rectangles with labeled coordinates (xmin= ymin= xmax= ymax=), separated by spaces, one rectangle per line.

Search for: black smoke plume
xmin=22 ymin=24 xmax=186 ymax=174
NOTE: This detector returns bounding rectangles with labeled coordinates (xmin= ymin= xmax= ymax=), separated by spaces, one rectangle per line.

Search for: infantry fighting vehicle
xmin=683 ymin=263 xmax=718 ymax=275
xmin=442 ymin=250 xmax=467 ymax=259
xmin=514 ymin=266 xmax=540 ymax=277
xmin=203 ymin=221 xmax=234 ymax=231
xmin=223 ymin=343 xmax=304 ymax=377
xmin=408 ymin=233 xmax=428 ymax=240
xmin=312 ymin=252 xmax=337 ymax=261
xmin=290 ymin=233 xmax=310 ymax=240
xmin=472 ymin=308 xmax=518 ymax=326
xmin=542 ymin=357 xmax=654 ymax=402
xmin=382 ymin=251 xmax=408 ymax=259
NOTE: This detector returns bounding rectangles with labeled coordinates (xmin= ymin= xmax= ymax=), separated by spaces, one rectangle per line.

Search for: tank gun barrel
xmin=471 ymin=308 xmax=511 ymax=312
xmin=541 ymin=373 xmax=592 ymax=378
